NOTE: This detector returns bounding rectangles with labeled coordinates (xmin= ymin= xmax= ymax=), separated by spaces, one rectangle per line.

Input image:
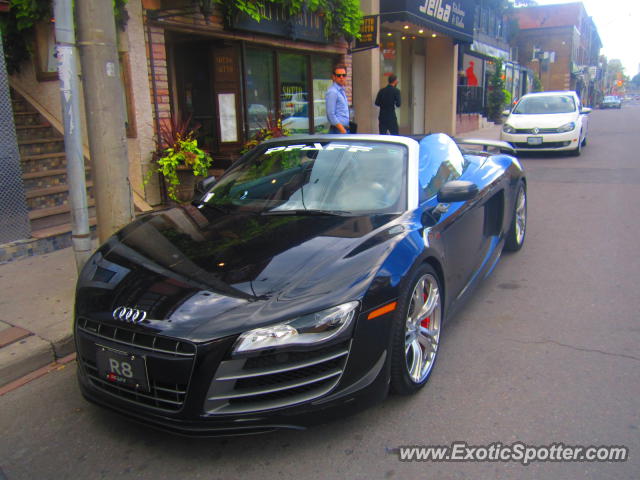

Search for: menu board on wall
xmin=218 ymin=93 xmax=238 ymax=143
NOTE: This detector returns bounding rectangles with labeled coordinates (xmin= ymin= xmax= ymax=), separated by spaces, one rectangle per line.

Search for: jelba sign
xmin=380 ymin=0 xmax=474 ymax=42
xmin=419 ymin=0 xmax=467 ymax=30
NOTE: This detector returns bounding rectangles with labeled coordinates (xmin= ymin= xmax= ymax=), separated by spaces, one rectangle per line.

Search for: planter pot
xmin=174 ymin=167 xmax=197 ymax=203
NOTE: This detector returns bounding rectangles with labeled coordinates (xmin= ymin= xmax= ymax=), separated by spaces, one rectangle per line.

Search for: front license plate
xmin=527 ymin=136 xmax=543 ymax=145
xmin=96 ymin=345 xmax=150 ymax=392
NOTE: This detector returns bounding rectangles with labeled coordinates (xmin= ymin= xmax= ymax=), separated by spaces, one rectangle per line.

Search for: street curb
xmin=0 ymin=335 xmax=55 ymax=386
xmin=0 ymin=352 xmax=76 ymax=396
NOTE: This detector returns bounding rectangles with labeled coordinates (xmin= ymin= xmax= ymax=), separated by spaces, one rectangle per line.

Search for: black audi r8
xmin=74 ymin=133 xmax=526 ymax=435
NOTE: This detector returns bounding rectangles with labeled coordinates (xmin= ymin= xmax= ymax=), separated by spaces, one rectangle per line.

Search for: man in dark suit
xmin=375 ymin=74 xmax=401 ymax=135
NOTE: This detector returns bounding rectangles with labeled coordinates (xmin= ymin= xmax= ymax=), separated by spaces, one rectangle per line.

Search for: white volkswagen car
xmin=500 ymin=91 xmax=591 ymax=156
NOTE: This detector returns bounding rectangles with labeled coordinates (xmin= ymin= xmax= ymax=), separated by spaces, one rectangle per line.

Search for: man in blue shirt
xmin=325 ymin=65 xmax=351 ymax=134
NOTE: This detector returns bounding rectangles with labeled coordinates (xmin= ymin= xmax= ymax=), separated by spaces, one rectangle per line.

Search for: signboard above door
xmin=380 ymin=0 xmax=475 ymax=43
xmin=227 ymin=3 xmax=328 ymax=44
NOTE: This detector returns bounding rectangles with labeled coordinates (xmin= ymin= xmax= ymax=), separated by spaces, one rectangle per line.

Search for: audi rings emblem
xmin=532 ymin=127 xmax=540 ymax=135
xmin=112 ymin=306 xmax=148 ymax=323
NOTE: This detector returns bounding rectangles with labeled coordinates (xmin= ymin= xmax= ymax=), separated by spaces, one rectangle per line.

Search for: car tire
xmin=504 ymin=182 xmax=527 ymax=252
xmin=390 ymin=264 xmax=443 ymax=395
xmin=581 ymin=135 xmax=587 ymax=147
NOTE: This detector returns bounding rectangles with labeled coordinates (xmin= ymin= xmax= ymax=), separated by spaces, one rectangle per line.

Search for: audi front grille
xmin=76 ymin=317 xmax=196 ymax=412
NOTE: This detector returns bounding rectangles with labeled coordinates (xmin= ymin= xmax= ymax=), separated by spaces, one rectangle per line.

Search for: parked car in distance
xmin=600 ymin=95 xmax=622 ymax=109
xmin=280 ymin=92 xmax=308 ymax=116
xmin=282 ymin=103 xmax=329 ymax=133
xmin=74 ymin=133 xmax=526 ymax=436
xmin=500 ymin=91 xmax=591 ymax=156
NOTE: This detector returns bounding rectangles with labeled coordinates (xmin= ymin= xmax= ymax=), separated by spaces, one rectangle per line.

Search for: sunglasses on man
xmin=334 ymin=73 xmax=347 ymax=77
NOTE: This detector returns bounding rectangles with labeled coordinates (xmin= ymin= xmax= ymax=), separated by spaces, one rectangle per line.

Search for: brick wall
xmin=146 ymin=24 xmax=170 ymax=123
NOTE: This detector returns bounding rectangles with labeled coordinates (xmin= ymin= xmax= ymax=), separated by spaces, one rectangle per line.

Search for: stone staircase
xmin=11 ymin=89 xmax=95 ymax=244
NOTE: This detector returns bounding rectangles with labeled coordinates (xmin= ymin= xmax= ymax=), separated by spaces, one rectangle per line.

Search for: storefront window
xmin=278 ymin=53 xmax=309 ymax=133
xmin=245 ymin=48 xmax=275 ymax=135
xmin=245 ymin=48 xmax=334 ymax=136
xmin=311 ymin=57 xmax=332 ymax=133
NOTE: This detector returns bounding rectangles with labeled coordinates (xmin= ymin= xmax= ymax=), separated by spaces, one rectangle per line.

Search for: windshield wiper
xmin=262 ymin=209 xmax=353 ymax=216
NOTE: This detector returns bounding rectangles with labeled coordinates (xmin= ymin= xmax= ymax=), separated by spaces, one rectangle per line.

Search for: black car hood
xmin=76 ymin=205 xmax=404 ymax=342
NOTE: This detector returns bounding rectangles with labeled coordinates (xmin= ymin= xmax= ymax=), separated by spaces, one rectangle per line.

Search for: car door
xmin=418 ymin=135 xmax=487 ymax=300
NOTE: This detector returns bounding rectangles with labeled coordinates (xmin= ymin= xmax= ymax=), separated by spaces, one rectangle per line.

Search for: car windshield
xmin=199 ymin=140 xmax=407 ymax=214
xmin=513 ymin=95 xmax=576 ymax=114
xmin=603 ymin=96 xmax=618 ymax=102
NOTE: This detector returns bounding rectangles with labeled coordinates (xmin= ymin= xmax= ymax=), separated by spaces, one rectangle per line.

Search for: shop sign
xmin=227 ymin=3 xmax=328 ymax=44
xmin=355 ymin=15 xmax=378 ymax=50
xmin=380 ymin=0 xmax=475 ymax=43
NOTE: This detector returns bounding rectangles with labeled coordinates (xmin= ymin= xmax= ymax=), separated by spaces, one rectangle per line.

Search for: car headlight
xmin=557 ymin=122 xmax=576 ymax=133
xmin=232 ymin=301 xmax=359 ymax=354
xmin=502 ymin=124 xmax=515 ymax=134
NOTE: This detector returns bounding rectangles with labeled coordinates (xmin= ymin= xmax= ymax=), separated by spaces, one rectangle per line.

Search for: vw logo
xmin=112 ymin=306 xmax=147 ymax=323
xmin=532 ymin=127 xmax=540 ymax=135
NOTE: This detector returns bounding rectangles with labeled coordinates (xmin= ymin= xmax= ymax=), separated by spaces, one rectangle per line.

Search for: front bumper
xmin=74 ymin=312 xmax=392 ymax=435
xmin=500 ymin=131 xmax=581 ymax=152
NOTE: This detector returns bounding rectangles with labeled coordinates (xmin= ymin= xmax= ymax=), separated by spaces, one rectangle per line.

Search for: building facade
xmin=354 ymin=0 xmax=476 ymax=136
xmin=510 ymin=2 xmax=602 ymax=105
xmin=456 ymin=0 xmax=532 ymax=132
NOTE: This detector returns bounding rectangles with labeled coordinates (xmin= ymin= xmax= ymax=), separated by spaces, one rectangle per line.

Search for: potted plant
xmin=149 ymin=115 xmax=213 ymax=203
xmin=486 ymin=57 xmax=507 ymax=124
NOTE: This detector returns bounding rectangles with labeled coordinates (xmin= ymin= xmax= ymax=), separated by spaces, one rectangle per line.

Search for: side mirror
xmin=437 ymin=180 xmax=479 ymax=203
xmin=193 ymin=176 xmax=217 ymax=203
xmin=502 ymin=109 xmax=511 ymax=116
xmin=581 ymin=107 xmax=592 ymax=114
xmin=195 ymin=176 xmax=217 ymax=196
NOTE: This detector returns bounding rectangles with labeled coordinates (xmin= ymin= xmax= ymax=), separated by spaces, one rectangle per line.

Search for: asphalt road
xmin=2 ymin=104 xmax=639 ymax=480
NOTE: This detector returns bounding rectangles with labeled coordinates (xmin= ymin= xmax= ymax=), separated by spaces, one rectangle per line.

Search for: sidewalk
xmin=0 ymin=123 xmax=503 ymax=390
xmin=0 ymin=246 xmax=79 ymax=388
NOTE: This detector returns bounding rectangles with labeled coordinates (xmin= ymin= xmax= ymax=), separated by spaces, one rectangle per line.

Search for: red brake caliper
xmin=420 ymin=292 xmax=430 ymax=328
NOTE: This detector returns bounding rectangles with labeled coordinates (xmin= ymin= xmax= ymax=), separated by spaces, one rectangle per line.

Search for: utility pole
xmin=76 ymin=0 xmax=134 ymax=244
xmin=53 ymin=0 xmax=92 ymax=272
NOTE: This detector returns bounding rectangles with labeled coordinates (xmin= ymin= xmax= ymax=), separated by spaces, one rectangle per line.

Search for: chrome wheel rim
xmin=515 ymin=187 xmax=526 ymax=245
xmin=404 ymin=273 xmax=441 ymax=383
